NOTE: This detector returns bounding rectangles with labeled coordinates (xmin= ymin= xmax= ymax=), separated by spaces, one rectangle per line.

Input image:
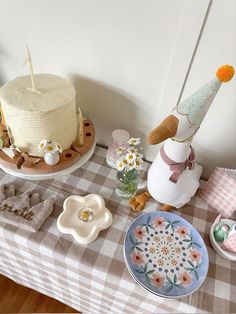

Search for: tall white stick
xmin=26 ymin=45 xmax=36 ymax=91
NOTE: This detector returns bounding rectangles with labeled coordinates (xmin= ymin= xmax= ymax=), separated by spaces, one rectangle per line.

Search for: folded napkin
xmin=0 ymin=184 xmax=54 ymax=232
xmin=200 ymin=167 xmax=236 ymax=218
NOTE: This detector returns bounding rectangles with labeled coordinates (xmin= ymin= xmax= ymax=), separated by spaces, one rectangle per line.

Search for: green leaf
xmin=144 ymin=262 xmax=148 ymax=272
xmin=166 ymin=284 xmax=173 ymax=292
xmin=165 ymin=223 xmax=170 ymax=230
xmin=187 ymin=260 xmax=195 ymax=268
xmin=187 ymin=243 xmax=192 ymax=249
xmin=147 ymin=216 xmax=151 ymax=225
xmin=147 ymin=269 xmax=155 ymax=275
xmin=146 ymin=225 xmax=149 ymax=234
xmin=171 ymin=225 xmax=175 ymax=233
xmin=192 ymin=242 xmax=202 ymax=248
xmin=174 ymin=274 xmax=177 ymax=284
xmin=134 ymin=269 xmax=145 ymax=274
xmin=149 ymin=225 xmax=155 ymax=230
xmin=136 ymin=241 xmax=143 ymax=245
xmin=194 ymin=270 xmax=199 ymax=280
xmin=145 ymin=275 xmax=150 ymax=285
xmin=129 ymin=235 xmax=135 ymax=244
xmin=196 ymin=263 xmax=203 ymax=269
xmin=166 ymin=275 xmax=173 ymax=284
xmin=183 ymin=239 xmax=191 ymax=242
xmin=185 ymin=267 xmax=194 ymax=271
xmin=134 ymin=246 xmax=143 ymax=252
xmin=172 ymin=220 xmax=180 ymax=225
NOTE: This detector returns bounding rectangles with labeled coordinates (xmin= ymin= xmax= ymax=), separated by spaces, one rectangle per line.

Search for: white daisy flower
xmin=45 ymin=141 xmax=57 ymax=153
xmin=116 ymin=159 xmax=125 ymax=171
xmin=116 ymin=146 xmax=125 ymax=155
xmin=134 ymin=159 xmax=143 ymax=171
xmin=127 ymin=146 xmax=139 ymax=154
xmin=127 ymin=162 xmax=136 ymax=171
xmin=136 ymin=153 xmax=144 ymax=160
xmin=56 ymin=143 xmax=63 ymax=153
xmin=128 ymin=137 xmax=140 ymax=146
xmin=125 ymin=152 xmax=137 ymax=163
xmin=38 ymin=139 xmax=48 ymax=152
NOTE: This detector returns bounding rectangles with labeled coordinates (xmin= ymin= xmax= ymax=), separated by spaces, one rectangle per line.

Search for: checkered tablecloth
xmin=0 ymin=146 xmax=235 ymax=313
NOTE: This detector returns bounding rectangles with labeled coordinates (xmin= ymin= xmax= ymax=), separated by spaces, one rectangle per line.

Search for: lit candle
xmin=79 ymin=108 xmax=84 ymax=146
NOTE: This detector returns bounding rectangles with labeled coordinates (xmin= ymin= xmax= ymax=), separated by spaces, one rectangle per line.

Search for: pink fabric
xmin=200 ymin=168 xmax=236 ymax=218
xmin=222 ymin=233 xmax=236 ymax=253
xmin=160 ymin=145 xmax=195 ymax=184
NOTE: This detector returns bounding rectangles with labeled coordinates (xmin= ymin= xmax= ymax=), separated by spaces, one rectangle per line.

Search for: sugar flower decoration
xmin=38 ymin=140 xmax=62 ymax=154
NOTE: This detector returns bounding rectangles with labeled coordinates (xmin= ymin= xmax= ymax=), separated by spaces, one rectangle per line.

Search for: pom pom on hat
xmin=216 ymin=65 xmax=234 ymax=82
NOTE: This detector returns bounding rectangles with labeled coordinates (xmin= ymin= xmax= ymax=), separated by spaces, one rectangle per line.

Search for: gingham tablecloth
xmin=0 ymin=146 xmax=235 ymax=313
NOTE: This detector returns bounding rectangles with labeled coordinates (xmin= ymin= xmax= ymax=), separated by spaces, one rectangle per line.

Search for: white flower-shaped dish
xmin=57 ymin=194 xmax=113 ymax=244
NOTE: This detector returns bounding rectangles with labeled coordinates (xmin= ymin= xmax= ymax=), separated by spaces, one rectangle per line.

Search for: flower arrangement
xmin=38 ymin=140 xmax=62 ymax=165
xmin=115 ymin=137 xmax=144 ymax=198
xmin=38 ymin=140 xmax=62 ymax=154
xmin=115 ymin=137 xmax=143 ymax=172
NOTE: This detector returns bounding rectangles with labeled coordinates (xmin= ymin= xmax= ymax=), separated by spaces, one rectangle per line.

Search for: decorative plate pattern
xmin=124 ymin=211 xmax=209 ymax=298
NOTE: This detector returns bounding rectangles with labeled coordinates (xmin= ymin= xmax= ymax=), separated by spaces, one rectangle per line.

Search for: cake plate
xmin=0 ymin=119 xmax=96 ymax=180
xmin=0 ymin=142 xmax=95 ymax=180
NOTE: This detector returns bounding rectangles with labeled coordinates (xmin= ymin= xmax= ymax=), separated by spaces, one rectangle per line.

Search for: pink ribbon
xmin=160 ymin=146 xmax=195 ymax=184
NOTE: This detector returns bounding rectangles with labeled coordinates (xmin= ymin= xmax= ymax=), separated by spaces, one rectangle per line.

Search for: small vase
xmin=106 ymin=129 xmax=130 ymax=168
xmin=115 ymin=169 xmax=139 ymax=199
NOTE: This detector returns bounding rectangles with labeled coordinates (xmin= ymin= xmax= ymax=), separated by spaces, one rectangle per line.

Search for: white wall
xmin=179 ymin=0 xmax=236 ymax=178
xmin=0 ymin=0 xmax=208 ymax=157
xmin=1 ymin=0 xmax=232 ymax=178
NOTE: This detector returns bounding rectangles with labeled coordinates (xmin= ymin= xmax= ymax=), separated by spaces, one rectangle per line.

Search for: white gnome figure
xmin=129 ymin=65 xmax=234 ymax=212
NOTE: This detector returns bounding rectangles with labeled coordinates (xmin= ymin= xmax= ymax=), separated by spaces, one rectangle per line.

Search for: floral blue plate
xmin=124 ymin=211 xmax=209 ymax=298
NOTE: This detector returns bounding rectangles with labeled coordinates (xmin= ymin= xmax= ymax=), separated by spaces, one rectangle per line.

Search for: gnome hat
xmin=171 ymin=65 xmax=235 ymax=142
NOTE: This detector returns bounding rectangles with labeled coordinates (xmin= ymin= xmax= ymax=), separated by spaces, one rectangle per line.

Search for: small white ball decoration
xmin=44 ymin=152 xmax=60 ymax=165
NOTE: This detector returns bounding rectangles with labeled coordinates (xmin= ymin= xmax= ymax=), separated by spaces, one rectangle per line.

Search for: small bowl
xmin=210 ymin=218 xmax=236 ymax=261
xmin=57 ymin=194 xmax=113 ymax=244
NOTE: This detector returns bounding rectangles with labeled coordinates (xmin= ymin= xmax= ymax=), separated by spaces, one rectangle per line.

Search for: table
xmin=0 ymin=146 xmax=235 ymax=313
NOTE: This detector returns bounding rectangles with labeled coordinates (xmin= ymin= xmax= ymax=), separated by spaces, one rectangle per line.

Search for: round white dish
xmin=210 ymin=218 xmax=236 ymax=261
xmin=57 ymin=194 xmax=113 ymax=244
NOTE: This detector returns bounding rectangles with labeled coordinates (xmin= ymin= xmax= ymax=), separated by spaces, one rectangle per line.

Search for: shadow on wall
xmin=70 ymin=74 xmax=147 ymax=148
xmin=0 ymin=46 xmax=18 ymax=86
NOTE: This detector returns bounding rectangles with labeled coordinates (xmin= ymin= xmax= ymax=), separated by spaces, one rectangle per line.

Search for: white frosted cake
xmin=0 ymin=74 xmax=78 ymax=157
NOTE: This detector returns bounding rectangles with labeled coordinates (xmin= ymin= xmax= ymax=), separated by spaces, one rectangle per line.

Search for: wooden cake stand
xmin=0 ymin=119 xmax=96 ymax=180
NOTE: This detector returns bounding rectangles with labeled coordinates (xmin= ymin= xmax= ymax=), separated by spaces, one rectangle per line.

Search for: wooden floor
xmin=0 ymin=275 xmax=78 ymax=313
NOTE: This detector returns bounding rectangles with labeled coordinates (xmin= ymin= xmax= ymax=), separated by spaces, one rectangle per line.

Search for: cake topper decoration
xmin=38 ymin=139 xmax=62 ymax=165
xmin=79 ymin=108 xmax=84 ymax=146
xmin=23 ymin=45 xmax=41 ymax=93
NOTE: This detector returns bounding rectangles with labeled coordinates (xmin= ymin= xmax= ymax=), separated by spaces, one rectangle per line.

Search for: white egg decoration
xmin=44 ymin=152 xmax=60 ymax=165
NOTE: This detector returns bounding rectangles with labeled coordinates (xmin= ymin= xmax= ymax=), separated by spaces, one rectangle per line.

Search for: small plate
xmin=57 ymin=194 xmax=112 ymax=244
xmin=124 ymin=211 xmax=209 ymax=298
xmin=210 ymin=218 xmax=236 ymax=261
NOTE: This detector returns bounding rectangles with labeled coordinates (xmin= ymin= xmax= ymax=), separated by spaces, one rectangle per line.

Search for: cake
xmin=0 ymin=74 xmax=78 ymax=157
